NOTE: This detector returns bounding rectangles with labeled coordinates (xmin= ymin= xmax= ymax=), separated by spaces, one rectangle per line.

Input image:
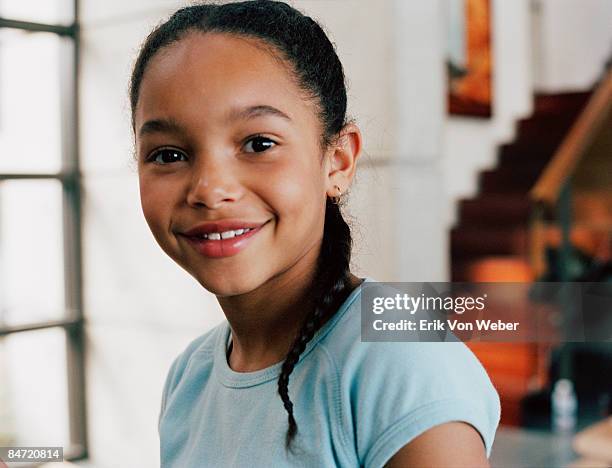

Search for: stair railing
xmin=528 ymin=68 xmax=612 ymax=383
xmin=529 ymin=69 xmax=612 ymax=280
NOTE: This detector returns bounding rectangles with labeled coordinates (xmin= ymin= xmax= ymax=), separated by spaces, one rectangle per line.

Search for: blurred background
xmin=0 ymin=0 xmax=610 ymax=467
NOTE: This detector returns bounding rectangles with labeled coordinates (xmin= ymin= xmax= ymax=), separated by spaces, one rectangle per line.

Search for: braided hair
xmin=129 ymin=0 xmax=354 ymax=454
xmin=277 ymin=196 xmax=353 ymax=452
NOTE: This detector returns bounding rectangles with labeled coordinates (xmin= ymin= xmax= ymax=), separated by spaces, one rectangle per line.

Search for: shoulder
xmin=159 ymin=321 xmax=225 ymax=421
xmin=166 ymin=322 xmax=222 ymax=381
xmin=319 ymin=279 xmax=501 ymax=467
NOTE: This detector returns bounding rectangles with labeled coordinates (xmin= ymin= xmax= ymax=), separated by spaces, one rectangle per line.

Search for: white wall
xmin=303 ymin=0 xmax=452 ymax=283
xmin=534 ymin=0 xmax=612 ymax=92
xmin=442 ymin=0 xmax=534 ymax=227
xmin=387 ymin=0 xmax=449 ymax=281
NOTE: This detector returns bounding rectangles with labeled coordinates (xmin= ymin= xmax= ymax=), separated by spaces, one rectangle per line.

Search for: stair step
xmin=451 ymin=226 xmax=529 ymax=258
xmin=497 ymin=159 xmax=549 ymax=173
xmin=459 ymin=195 xmax=532 ymax=225
xmin=452 ymin=256 xmax=534 ymax=282
xmin=533 ymin=92 xmax=591 ymax=116
xmin=498 ymin=142 xmax=560 ymax=166
xmin=513 ymin=132 xmax=570 ymax=149
xmin=516 ymin=115 xmax=578 ymax=141
xmin=479 ymin=167 xmax=541 ymax=193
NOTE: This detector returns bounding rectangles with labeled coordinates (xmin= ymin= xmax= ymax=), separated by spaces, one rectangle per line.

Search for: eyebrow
xmin=228 ymin=104 xmax=292 ymax=122
xmin=138 ymin=117 xmax=185 ymax=138
xmin=138 ymin=105 xmax=292 ymax=138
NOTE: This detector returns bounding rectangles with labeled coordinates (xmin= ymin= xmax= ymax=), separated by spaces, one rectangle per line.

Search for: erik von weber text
xmin=372 ymin=319 xmax=519 ymax=331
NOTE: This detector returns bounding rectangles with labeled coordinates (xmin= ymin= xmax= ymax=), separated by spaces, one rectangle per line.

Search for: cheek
xmin=138 ymin=175 xmax=175 ymax=235
xmin=266 ymin=157 xmax=324 ymax=227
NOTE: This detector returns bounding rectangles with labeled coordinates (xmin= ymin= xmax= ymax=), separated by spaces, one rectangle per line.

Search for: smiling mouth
xmin=180 ymin=220 xmax=270 ymax=258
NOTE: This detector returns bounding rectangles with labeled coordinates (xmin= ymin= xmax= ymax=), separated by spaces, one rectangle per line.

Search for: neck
xmin=218 ymin=243 xmax=319 ymax=372
xmin=219 ymin=249 xmax=363 ymax=372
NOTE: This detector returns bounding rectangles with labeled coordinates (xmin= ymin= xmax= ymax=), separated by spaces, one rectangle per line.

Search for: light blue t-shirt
xmin=159 ymin=277 xmax=501 ymax=467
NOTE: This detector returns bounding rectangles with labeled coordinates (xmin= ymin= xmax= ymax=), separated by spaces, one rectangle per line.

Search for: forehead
xmin=135 ymin=32 xmax=315 ymax=130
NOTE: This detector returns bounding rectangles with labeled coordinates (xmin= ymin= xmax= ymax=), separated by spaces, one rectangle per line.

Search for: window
xmin=0 ymin=0 xmax=86 ymax=462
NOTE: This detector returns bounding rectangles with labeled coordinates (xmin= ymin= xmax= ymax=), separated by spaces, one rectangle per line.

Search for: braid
xmin=277 ymin=197 xmax=353 ymax=453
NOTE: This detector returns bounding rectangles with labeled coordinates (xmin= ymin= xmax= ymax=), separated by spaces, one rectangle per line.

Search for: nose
xmin=185 ymin=154 xmax=240 ymax=209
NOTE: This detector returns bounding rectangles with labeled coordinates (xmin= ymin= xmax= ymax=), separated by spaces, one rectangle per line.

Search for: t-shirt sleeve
xmin=157 ymin=328 xmax=219 ymax=433
xmin=348 ymin=341 xmax=501 ymax=468
xmin=158 ymin=353 xmax=182 ymax=434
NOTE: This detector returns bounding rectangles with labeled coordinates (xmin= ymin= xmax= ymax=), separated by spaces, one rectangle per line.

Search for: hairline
xmin=131 ymin=29 xmax=332 ymax=153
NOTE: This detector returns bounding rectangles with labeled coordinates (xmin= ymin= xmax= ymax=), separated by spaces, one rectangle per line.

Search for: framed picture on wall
xmin=446 ymin=0 xmax=493 ymax=118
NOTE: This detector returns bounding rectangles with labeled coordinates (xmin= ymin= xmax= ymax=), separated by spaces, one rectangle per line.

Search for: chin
xmin=192 ymin=270 xmax=263 ymax=298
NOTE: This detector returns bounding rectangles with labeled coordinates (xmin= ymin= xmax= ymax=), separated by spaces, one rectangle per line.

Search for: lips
xmin=180 ymin=220 xmax=269 ymax=258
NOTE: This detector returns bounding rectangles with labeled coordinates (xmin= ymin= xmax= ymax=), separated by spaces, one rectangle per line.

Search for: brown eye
xmin=149 ymin=148 xmax=188 ymax=164
xmin=244 ymin=136 xmax=276 ymax=153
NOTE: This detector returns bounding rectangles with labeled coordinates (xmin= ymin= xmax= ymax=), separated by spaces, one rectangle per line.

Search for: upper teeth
xmin=199 ymin=228 xmax=253 ymax=240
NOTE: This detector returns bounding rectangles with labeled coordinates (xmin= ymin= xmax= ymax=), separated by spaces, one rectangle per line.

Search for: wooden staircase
xmin=450 ymin=91 xmax=592 ymax=426
xmin=451 ymin=91 xmax=592 ymax=283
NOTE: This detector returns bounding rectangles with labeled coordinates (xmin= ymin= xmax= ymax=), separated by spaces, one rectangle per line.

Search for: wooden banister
xmin=530 ymin=69 xmax=612 ymax=207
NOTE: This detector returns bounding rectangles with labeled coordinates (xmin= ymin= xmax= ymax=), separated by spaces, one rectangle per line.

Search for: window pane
xmin=0 ymin=29 xmax=66 ymax=174
xmin=0 ymin=0 xmax=74 ymax=25
xmin=0 ymin=180 xmax=65 ymax=327
xmin=0 ymin=327 xmax=70 ymax=446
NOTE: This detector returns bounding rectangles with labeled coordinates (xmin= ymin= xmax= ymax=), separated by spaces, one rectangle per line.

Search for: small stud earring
xmin=330 ymin=184 xmax=342 ymax=204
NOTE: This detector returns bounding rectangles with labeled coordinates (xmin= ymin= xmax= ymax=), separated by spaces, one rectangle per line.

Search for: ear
xmin=325 ymin=123 xmax=362 ymax=199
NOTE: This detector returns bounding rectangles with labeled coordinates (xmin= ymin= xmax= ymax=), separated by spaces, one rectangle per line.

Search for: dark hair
xmin=129 ymin=0 xmax=354 ymax=454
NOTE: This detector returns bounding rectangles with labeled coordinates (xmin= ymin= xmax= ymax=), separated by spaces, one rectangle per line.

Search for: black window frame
xmin=0 ymin=1 xmax=87 ymax=463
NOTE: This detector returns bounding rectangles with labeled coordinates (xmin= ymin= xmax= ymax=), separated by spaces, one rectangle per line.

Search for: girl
xmin=129 ymin=1 xmax=501 ymax=466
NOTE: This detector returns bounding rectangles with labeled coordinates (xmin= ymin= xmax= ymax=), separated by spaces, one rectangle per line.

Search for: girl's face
xmin=135 ymin=32 xmax=335 ymax=296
